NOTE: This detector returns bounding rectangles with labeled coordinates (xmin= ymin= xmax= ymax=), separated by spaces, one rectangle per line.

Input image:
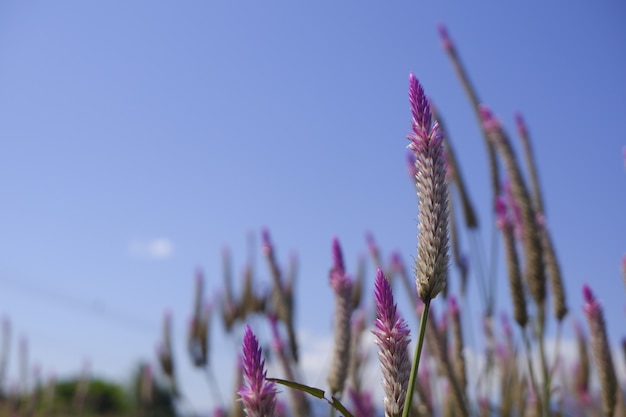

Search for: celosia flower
xmin=328 ymin=237 xmax=353 ymax=397
xmin=238 ymin=325 xmax=277 ymax=417
xmin=495 ymin=195 xmax=528 ymax=327
xmin=481 ymin=105 xmax=545 ymax=315
xmin=407 ymin=73 xmax=450 ymax=302
xmin=582 ymin=285 xmax=617 ymax=417
xmin=372 ymin=268 xmax=411 ymax=417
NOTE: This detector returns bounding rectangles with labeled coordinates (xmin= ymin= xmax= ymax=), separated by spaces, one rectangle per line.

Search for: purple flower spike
xmin=331 ymin=236 xmax=345 ymax=276
xmin=408 ymin=74 xmax=449 ymax=302
xmin=372 ymin=268 xmax=411 ymax=417
xmin=582 ymin=285 xmax=618 ymax=417
xmin=238 ymin=325 xmax=277 ymax=417
xmin=408 ymin=74 xmax=432 ymax=141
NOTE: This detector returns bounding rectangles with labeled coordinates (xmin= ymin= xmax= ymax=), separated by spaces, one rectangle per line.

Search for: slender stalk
xmin=204 ymin=366 xmax=224 ymax=409
xmin=537 ymin=308 xmax=551 ymax=417
xmin=402 ymin=299 xmax=430 ymax=417
xmin=522 ymin=329 xmax=542 ymax=417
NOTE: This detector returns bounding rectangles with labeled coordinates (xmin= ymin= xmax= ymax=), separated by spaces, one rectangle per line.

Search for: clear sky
xmin=0 ymin=1 xmax=625 ymax=414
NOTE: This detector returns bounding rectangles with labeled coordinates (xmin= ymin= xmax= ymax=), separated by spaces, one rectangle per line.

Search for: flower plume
xmin=373 ymin=268 xmax=411 ymax=417
xmin=407 ymin=73 xmax=450 ymax=302
xmin=238 ymin=325 xmax=277 ymax=417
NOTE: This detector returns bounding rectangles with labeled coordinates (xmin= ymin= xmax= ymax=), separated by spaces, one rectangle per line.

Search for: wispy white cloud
xmin=128 ymin=238 xmax=174 ymax=259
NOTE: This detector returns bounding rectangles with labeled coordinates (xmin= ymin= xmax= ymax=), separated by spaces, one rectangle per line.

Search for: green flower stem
xmin=522 ymin=328 xmax=541 ymax=417
xmin=537 ymin=307 xmax=550 ymax=417
xmin=402 ymin=298 xmax=430 ymax=417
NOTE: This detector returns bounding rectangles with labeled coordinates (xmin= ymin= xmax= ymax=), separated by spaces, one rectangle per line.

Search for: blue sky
xmin=0 ymin=1 xmax=625 ymax=413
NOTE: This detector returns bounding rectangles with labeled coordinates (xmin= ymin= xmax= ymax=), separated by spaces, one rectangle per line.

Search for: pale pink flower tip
xmin=479 ymin=105 xmax=500 ymax=131
xmin=582 ymin=284 xmax=601 ymax=317
xmin=332 ymin=236 xmax=345 ymax=275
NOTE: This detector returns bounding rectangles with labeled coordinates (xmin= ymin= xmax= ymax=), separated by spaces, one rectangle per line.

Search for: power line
xmin=0 ymin=267 xmax=158 ymax=336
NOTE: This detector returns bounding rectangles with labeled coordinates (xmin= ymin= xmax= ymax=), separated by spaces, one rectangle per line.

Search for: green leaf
xmin=267 ymin=378 xmax=354 ymax=417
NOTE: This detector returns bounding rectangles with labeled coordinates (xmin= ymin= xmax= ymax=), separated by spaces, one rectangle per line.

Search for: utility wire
xmin=0 ymin=268 xmax=158 ymax=336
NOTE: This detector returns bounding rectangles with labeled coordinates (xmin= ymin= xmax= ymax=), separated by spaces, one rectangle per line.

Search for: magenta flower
xmin=238 ymin=325 xmax=277 ymax=417
xmin=373 ymin=268 xmax=411 ymax=417
xmin=407 ymin=73 xmax=449 ymax=302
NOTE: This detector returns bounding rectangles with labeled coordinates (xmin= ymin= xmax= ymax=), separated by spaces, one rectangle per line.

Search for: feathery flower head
xmin=582 ymin=284 xmax=617 ymax=417
xmin=238 ymin=325 xmax=277 ymax=417
xmin=437 ymin=23 xmax=453 ymax=52
xmin=373 ymin=268 xmax=411 ymax=417
xmin=329 ymin=239 xmax=352 ymax=293
xmin=407 ymin=73 xmax=449 ymax=302
xmin=328 ymin=238 xmax=353 ymax=396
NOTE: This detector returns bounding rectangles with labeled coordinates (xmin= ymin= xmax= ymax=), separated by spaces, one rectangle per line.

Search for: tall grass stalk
xmin=401 ymin=299 xmax=430 ymax=417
